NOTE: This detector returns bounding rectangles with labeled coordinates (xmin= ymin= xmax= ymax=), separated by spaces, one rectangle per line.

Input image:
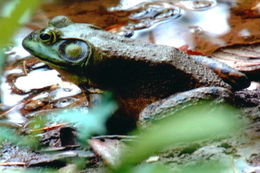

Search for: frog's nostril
xmin=22 ymin=33 xmax=35 ymax=49
xmin=23 ymin=33 xmax=34 ymax=43
xmin=28 ymin=33 xmax=34 ymax=39
xmin=26 ymin=31 xmax=40 ymax=41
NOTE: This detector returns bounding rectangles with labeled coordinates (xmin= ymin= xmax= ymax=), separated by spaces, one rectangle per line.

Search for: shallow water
xmin=39 ymin=0 xmax=260 ymax=55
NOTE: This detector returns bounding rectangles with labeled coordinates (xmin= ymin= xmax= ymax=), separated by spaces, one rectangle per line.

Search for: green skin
xmin=22 ymin=16 xmax=250 ymax=125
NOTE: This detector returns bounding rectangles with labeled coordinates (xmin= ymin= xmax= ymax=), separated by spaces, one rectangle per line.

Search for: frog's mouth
xmin=22 ymin=32 xmax=65 ymax=65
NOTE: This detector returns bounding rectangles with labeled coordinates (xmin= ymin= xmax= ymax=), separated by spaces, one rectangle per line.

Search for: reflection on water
xmin=39 ymin=0 xmax=260 ymax=55
xmin=174 ymin=0 xmax=217 ymax=10
xmin=110 ymin=0 xmax=148 ymax=10
xmin=0 ymin=61 xmax=83 ymax=124
xmin=14 ymin=70 xmax=62 ymax=92
xmin=112 ymin=0 xmax=217 ymax=11
xmin=186 ymin=4 xmax=230 ymax=36
xmin=132 ymin=3 xmax=230 ymax=49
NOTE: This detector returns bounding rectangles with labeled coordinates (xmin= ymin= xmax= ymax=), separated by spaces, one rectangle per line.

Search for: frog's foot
xmin=192 ymin=56 xmax=250 ymax=90
xmin=138 ymin=87 xmax=232 ymax=126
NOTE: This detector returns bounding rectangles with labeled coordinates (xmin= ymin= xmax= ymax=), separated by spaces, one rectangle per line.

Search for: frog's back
xmin=72 ymin=24 xmax=231 ymax=90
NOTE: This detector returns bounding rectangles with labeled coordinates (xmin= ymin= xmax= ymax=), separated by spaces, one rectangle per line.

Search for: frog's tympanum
xmin=23 ymin=16 xmax=250 ymax=130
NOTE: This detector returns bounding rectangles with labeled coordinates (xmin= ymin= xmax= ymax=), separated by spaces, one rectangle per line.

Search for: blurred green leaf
xmin=116 ymin=159 xmax=235 ymax=173
xmin=131 ymin=163 xmax=173 ymax=173
xmin=28 ymin=115 xmax=48 ymax=132
xmin=173 ymin=158 xmax=235 ymax=173
xmin=0 ymin=0 xmax=41 ymax=70
xmin=0 ymin=0 xmax=40 ymax=47
xmin=114 ymin=101 xmax=247 ymax=172
xmin=0 ymin=127 xmax=39 ymax=148
xmin=50 ymin=93 xmax=117 ymax=145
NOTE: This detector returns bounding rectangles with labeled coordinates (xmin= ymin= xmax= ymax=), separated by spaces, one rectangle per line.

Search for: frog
xmin=22 ymin=16 xmax=250 ymax=130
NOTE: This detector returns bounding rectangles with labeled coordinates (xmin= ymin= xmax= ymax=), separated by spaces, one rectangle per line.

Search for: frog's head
xmin=22 ymin=16 xmax=95 ymax=72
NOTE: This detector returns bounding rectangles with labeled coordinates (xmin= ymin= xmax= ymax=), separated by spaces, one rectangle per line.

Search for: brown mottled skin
xmin=22 ymin=16 xmax=250 ymax=131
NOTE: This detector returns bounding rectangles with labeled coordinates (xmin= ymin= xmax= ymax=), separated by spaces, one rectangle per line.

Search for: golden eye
xmin=39 ymin=30 xmax=58 ymax=44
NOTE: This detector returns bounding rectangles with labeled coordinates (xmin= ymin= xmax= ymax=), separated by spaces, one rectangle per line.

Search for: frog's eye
xmin=58 ymin=39 xmax=90 ymax=62
xmin=39 ymin=30 xmax=58 ymax=44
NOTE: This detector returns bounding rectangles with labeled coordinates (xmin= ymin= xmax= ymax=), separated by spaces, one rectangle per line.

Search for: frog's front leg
xmin=138 ymin=87 xmax=232 ymax=126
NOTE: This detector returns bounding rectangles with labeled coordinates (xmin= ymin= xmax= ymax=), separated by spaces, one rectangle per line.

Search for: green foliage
xmin=28 ymin=115 xmax=48 ymax=132
xmin=173 ymin=159 xmax=234 ymax=173
xmin=0 ymin=0 xmax=41 ymax=150
xmin=0 ymin=0 xmax=40 ymax=70
xmin=50 ymin=93 xmax=117 ymax=145
xmin=130 ymin=159 xmax=234 ymax=173
xmin=113 ymin=101 xmax=247 ymax=172
xmin=0 ymin=127 xmax=39 ymax=148
xmin=0 ymin=95 xmax=246 ymax=173
xmin=0 ymin=0 xmax=40 ymax=47
xmin=131 ymin=163 xmax=173 ymax=173
xmin=127 ymin=158 xmax=235 ymax=173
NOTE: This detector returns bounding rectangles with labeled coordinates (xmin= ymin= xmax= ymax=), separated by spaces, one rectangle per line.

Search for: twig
xmin=29 ymin=123 xmax=67 ymax=133
xmin=0 ymin=162 xmax=26 ymax=166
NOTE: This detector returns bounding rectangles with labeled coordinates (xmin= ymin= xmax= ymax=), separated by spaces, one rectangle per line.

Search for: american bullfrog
xmin=22 ymin=16 xmax=250 ymax=130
